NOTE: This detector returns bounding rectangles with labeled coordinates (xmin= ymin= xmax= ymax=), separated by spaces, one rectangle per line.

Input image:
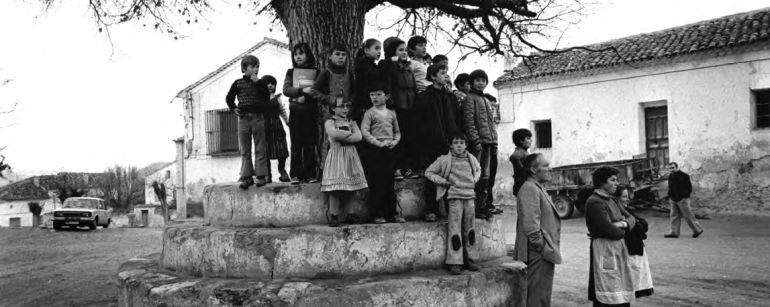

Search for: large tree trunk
xmin=274 ymin=0 xmax=368 ymax=67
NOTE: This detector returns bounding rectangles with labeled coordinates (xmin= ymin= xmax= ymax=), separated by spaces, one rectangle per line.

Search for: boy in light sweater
xmin=424 ymin=133 xmax=481 ymax=275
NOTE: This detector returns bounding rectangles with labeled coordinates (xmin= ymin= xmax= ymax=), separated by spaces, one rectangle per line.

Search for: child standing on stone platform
xmin=415 ymin=64 xmax=459 ymax=222
xmin=311 ymin=43 xmax=354 ymax=176
xmin=424 ymin=133 xmax=481 ymax=275
xmin=321 ymin=96 xmax=367 ymax=227
xmin=361 ymin=82 xmax=406 ymax=224
xmin=381 ymin=37 xmax=418 ymax=180
xmin=225 ymin=55 xmax=275 ymax=189
xmin=352 ymin=38 xmax=384 ymax=124
xmin=283 ymin=43 xmax=319 ymax=183
xmin=462 ymin=69 xmax=500 ymax=219
xmin=260 ymin=75 xmax=292 ymax=184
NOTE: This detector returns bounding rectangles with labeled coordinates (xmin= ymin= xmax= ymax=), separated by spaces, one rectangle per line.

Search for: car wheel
xmin=553 ymin=194 xmax=575 ymax=219
xmin=53 ymin=222 xmax=62 ymax=230
xmin=89 ymin=218 xmax=98 ymax=230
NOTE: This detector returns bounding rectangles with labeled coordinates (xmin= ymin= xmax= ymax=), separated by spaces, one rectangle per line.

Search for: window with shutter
xmin=753 ymin=89 xmax=770 ymax=129
xmin=533 ymin=120 xmax=552 ymax=149
xmin=205 ymin=109 xmax=239 ymax=155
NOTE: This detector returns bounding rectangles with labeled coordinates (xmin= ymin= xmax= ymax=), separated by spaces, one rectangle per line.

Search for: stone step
xmin=161 ymin=219 xmax=506 ymax=279
xmin=204 ymin=179 xmax=429 ymax=227
xmin=118 ymin=254 xmax=526 ymax=307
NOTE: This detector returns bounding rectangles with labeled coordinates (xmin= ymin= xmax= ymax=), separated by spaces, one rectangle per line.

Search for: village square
xmin=1 ymin=0 xmax=769 ymax=306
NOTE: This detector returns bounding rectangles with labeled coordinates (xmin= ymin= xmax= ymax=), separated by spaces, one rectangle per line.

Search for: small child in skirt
xmin=322 ymin=96 xmax=367 ymax=226
xmin=261 ymin=75 xmax=291 ymax=183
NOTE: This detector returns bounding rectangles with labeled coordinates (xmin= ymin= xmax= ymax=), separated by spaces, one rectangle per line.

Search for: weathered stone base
xmin=161 ymin=219 xmax=505 ymax=279
xmin=204 ymin=180 xmax=428 ymax=227
xmin=118 ymin=254 xmax=526 ymax=307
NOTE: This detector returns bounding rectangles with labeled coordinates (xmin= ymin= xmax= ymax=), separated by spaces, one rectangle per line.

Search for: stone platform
xmin=204 ymin=179 xmax=427 ymax=227
xmin=118 ymin=254 xmax=527 ymax=307
xmin=161 ymin=219 xmax=505 ymax=279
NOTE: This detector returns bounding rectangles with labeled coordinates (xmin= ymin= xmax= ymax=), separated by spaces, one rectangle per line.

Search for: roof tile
xmin=495 ymin=8 xmax=770 ymax=86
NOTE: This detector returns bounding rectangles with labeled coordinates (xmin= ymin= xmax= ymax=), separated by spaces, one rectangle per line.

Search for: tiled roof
xmin=495 ymin=7 xmax=770 ymax=87
xmin=174 ymin=37 xmax=290 ymax=98
xmin=0 ymin=173 xmax=105 ymax=201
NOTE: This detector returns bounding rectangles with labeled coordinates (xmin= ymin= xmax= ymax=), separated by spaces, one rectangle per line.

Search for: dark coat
xmin=414 ymin=85 xmax=460 ymax=164
xmin=381 ymin=58 xmax=416 ymax=110
xmin=352 ymin=55 xmax=383 ymax=122
xmin=624 ymin=214 xmax=648 ymax=256
xmin=668 ymin=170 xmax=692 ymax=202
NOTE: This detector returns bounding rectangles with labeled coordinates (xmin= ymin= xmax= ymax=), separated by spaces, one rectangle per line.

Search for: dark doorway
xmin=644 ymin=106 xmax=669 ymax=170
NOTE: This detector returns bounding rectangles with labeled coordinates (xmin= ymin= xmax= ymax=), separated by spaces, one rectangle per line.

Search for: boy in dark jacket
xmin=225 ymin=55 xmax=275 ymax=189
xmin=415 ymin=64 xmax=460 ymax=221
xmin=664 ymin=162 xmax=704 ymax=238
xmin=461 ymin=69 xmax=500 ymax=219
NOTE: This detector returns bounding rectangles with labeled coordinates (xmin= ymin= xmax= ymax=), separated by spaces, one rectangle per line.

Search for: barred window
xmin=205 ymin=109 xmax=239 ymax=154
xmin=534 ymin=120 xmax=552 ymax=149
xmin=754 ymin=89 xmax=770 ymax=129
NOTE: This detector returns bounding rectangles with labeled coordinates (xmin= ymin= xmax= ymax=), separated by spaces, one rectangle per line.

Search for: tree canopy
xmin=38 ymin=0 xmax=592 ymax=61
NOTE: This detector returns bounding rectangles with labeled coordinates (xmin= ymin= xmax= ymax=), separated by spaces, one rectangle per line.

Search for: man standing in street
xmin=664 ymin=162 xmax=704 ymax=238
xmin=514 ymin=153 xmax=561 ymax=307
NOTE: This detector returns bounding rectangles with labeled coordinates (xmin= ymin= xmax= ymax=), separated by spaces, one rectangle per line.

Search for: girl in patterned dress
xmin=321 ymin=96 xmax=367 ymax=226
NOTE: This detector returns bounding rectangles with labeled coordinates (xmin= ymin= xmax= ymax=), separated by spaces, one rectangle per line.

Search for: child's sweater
xmin=225 ymin=75 xmax=273 ymax=114
xmin=361 ymin=108 xmax=401 ymax=146
xmin=312 ymin=63 xmax=353 ymax=106
xmin=424 ymin=151 xmax=481 ymax=200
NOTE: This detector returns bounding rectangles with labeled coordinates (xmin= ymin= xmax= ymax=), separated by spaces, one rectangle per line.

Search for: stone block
xmin=118 ymin=254 xmax=527 ymax=307
xmin=204 ymin=180 xmax=428 ymax=227
xmin=161 ymin=219 xmax=506 ymax=279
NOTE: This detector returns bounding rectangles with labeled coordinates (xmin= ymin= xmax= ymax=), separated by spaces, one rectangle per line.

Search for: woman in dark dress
xmin=585 ymin=166 xmax=653 ymax=307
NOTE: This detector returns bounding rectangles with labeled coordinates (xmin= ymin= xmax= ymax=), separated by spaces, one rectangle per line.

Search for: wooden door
xmin=141 ymin=210 xmax=149 ymax=226
xmin=645 ymin=106 xmax=669 ymax=170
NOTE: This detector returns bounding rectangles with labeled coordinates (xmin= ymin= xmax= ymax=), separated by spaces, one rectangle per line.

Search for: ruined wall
xmin=496 ymin=49 xmax=770 ymax=212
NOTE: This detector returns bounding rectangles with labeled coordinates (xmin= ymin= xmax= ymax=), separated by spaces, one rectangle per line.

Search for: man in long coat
xmin=514 ymin=153 xmax=562 ymax=307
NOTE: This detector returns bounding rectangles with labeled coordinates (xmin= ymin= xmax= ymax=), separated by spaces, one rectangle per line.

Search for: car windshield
xmin=63 ymin=199 xmax=99 ymax=209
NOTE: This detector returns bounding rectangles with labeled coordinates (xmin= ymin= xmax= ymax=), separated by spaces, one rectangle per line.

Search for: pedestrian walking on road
xmin=514 ymin=153 xmax=561 ymax=307
xmin=664 ymin=162 xmax=704 ymax=238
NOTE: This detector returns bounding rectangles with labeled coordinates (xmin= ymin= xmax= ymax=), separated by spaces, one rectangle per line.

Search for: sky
xmin=0 ymin=0 xmax=768 ymax=174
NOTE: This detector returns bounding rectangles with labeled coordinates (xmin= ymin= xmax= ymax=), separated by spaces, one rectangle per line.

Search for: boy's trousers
xmin=238 ymin=113 xmax=269 ymax=179
xmin=446 ymin=198 xmax=478 ymax=265
xmin=473 ymin=143 xmax=498 ymax=212
xmin=367 ymin=146 xmax=398 ymax=218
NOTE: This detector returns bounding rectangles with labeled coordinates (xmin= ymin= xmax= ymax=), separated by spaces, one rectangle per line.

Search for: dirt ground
xmin=1 ymin=211 xmax=769 ymax=306
xmin=0 ymin=227 xmax=162 ymax=307
xmin=552 ymin=210 xmax=770 ymax=307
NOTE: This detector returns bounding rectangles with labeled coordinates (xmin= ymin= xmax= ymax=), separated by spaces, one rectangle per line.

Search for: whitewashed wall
xmin=495 ymin=49 xmax=770 ymax=194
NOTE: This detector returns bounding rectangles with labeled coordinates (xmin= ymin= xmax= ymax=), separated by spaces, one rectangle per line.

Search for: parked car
xmin=52 ymin=197 xmax=111 ymax=230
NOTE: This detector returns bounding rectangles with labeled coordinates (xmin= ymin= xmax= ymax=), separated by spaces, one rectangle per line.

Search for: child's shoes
xmin=464 ymin=263 xmax=480 ymax=271
xmin=448 ymin=265 xmax=462 ymax=275
xmin=424 ymin=213 xmax=437 ymax=222
xmin=329 ymin=214 xmax=341 ymax=227
xmin=392 ymin=216 xmax=406 ymax=223
xmin=373 ymin=216 xmax=387 ymax=224
xmin=238 ymin=177 xmax=254 ymax=190
xmin=346 ymin=213 xmax=360 ymax=224
xmin=393 ymin=169 xmax=404 ymax=180
xmin=255 ymin=176 xmax=268 ymax=187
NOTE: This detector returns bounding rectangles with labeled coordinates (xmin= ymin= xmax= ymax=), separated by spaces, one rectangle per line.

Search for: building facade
xmin=494 ymin=8 xmax=770 ymax=200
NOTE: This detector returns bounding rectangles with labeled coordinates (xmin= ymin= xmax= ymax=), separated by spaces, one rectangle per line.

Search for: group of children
xmin=227 ymin=36 xmax=503 ymax=274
